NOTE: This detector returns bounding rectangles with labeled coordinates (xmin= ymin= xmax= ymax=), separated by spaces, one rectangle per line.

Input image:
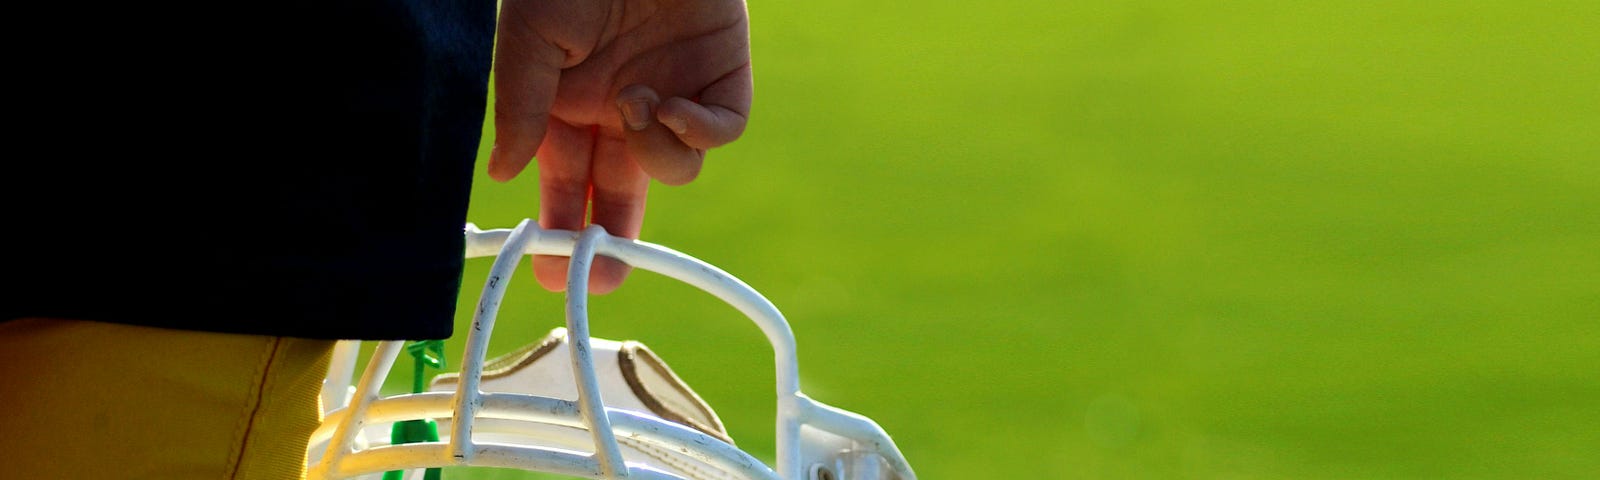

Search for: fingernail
xmin=659 ymin=113 xmax=688 ymax=134
xmin=619 ymin=99 xmax=652 ymax=131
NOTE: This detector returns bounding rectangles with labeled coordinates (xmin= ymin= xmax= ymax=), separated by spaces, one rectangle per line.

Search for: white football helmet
xmin=307 ymin=219 xmax=916 ymax=480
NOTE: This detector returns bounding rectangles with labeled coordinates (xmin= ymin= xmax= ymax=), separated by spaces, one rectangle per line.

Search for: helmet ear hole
xmin=811 ymin=463 xmax=838 ymax=480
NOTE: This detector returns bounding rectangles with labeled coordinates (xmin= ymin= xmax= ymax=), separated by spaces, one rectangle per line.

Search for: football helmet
xmin=307 ymin=219 xmax=916 ymax=480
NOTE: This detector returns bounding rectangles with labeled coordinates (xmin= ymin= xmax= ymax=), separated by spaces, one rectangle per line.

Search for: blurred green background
xmin=369 ymin=1 xmax=1600 ymax=478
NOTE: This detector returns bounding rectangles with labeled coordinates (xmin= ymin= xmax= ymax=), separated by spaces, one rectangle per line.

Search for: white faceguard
xmin=306 ymin=220 xmax=916 ymax=480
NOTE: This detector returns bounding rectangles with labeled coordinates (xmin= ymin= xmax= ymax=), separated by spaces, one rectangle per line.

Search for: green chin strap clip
xmin=384 ymin=340 xmax=446 ymax=480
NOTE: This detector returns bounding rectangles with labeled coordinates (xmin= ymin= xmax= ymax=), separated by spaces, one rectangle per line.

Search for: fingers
xmin=532 ymin=119 xmax=593 ymax=292
xmin=531 ymin=121 xmax=647 ymax=295
xmin=584 ymin=135 xmax=650 ymax=294
xmin=617 ymin=84 xmax=704 ymax=186
xmin=487 ymin=7 xmax=567 ymax=182
xmin=657 ymin=63 xmax=753 ymax=150
xmin=614 ymin=59 xmax=752 ymax=184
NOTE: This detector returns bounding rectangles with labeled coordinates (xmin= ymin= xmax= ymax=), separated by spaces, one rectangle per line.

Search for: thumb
xmin=617 ymin=84 xmax=704 ymax=186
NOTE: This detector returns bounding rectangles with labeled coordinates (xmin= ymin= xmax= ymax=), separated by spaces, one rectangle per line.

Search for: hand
xmin=487 ymin=0 xmax=752 ymax=294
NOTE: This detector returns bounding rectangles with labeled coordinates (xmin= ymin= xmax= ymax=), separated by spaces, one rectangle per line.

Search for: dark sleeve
xmin=3 ymin=0 xmax=499 ymax=340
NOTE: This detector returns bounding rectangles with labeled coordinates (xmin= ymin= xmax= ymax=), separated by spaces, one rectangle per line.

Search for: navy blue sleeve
xmin=4 ymin=0 xmax=498 ymax=340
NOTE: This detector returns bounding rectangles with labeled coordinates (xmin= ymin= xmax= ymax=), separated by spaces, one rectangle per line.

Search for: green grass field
xmin=361 ymin=1 xmax=1599 ymax=478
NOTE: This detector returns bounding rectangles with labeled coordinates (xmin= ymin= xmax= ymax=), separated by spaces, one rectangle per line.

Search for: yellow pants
xmin=0 ymin=318 xmax=334 ymax=479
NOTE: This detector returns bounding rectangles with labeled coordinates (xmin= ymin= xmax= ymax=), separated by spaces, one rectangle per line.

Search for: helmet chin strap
xmin=384 ymin=341 xmax=446 ymax=480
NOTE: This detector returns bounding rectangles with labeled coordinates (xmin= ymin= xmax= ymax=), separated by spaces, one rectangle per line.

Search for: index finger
xmin=486 ymin=6 xmax=566 ymax=182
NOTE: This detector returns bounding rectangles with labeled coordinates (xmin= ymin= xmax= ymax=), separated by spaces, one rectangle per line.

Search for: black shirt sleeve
xmin=4 ymin=0 xmax=498 ymax=340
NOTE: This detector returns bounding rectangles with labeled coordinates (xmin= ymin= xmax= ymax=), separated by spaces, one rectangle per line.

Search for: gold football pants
xmin=0 ymin=317 xmax=334 ymax=479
